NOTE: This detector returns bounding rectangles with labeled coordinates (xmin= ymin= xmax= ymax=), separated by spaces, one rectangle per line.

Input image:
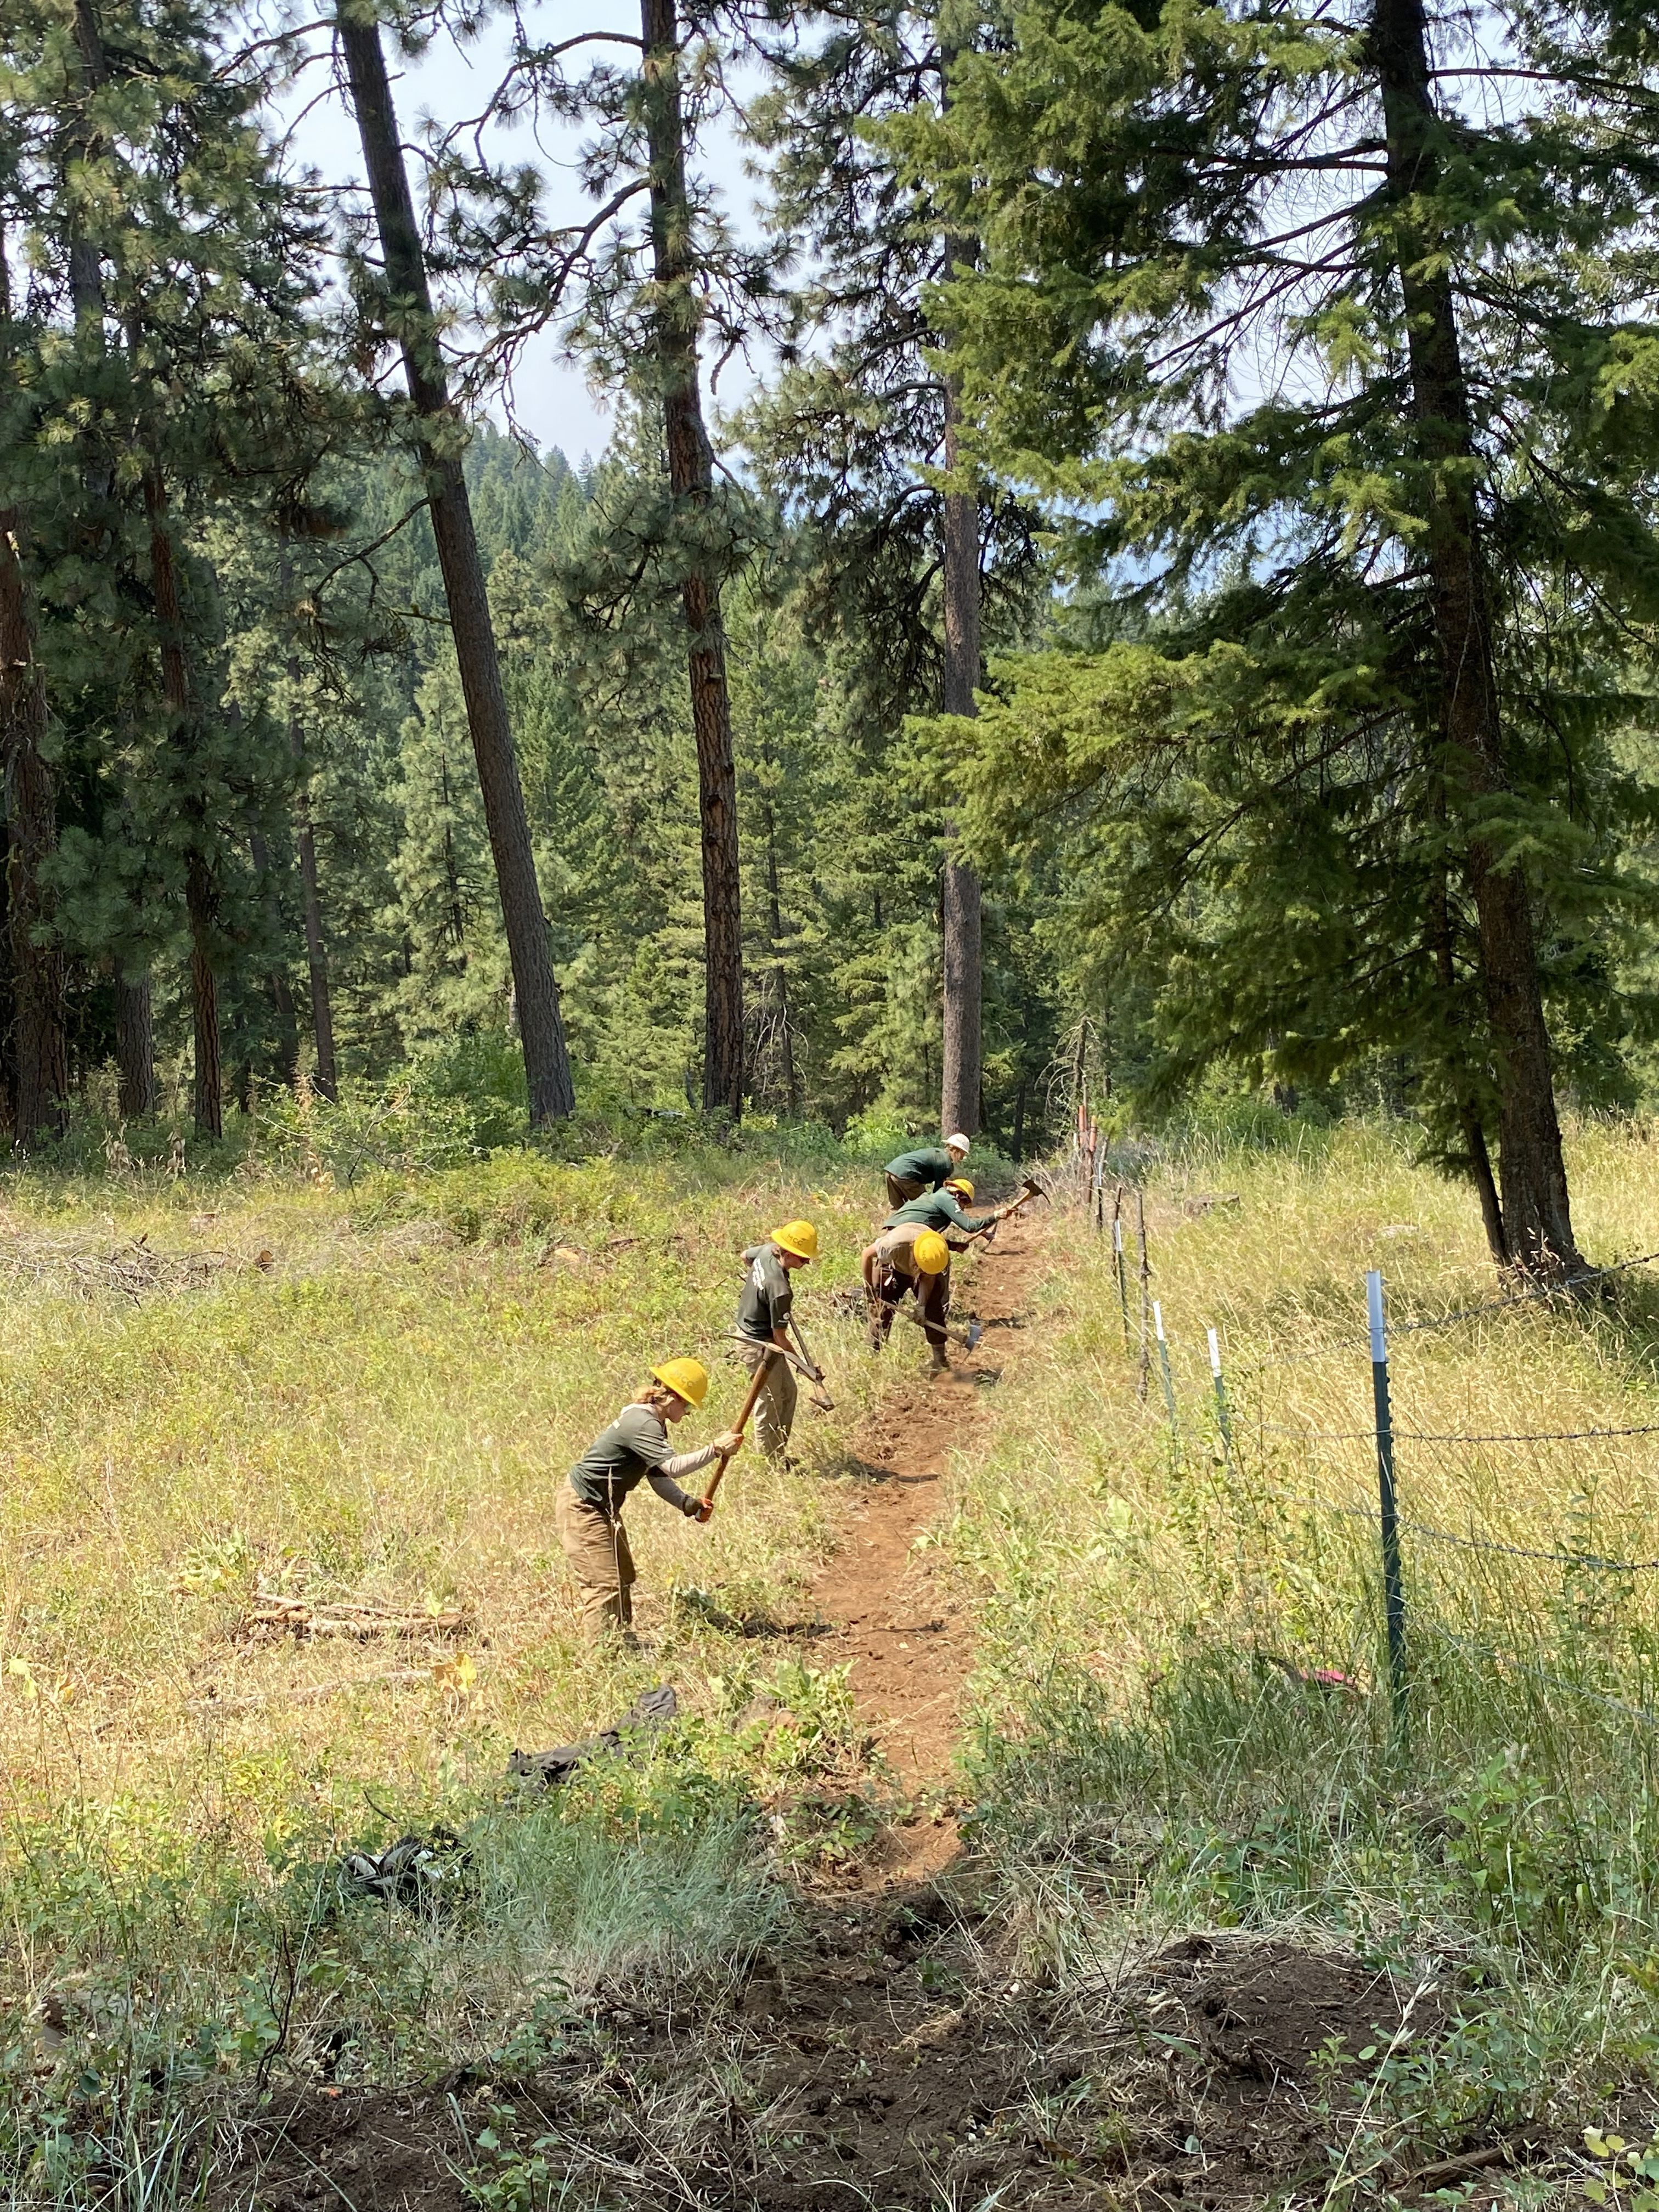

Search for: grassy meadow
xmin=10 ymin=1103 xmax=1659 ymax=2195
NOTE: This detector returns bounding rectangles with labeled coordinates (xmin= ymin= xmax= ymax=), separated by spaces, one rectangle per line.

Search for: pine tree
xmin=904 ymin=0 xmax=1659 ymax=1268
xmin=335 ymin=0 xmax=576 ymax=1124
xmin=744 ymin=0 xmax=1045 ymax=1135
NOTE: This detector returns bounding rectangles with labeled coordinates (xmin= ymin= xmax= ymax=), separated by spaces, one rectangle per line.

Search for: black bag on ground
xmin=506 ymin=1684 xmax=679 ymax=1788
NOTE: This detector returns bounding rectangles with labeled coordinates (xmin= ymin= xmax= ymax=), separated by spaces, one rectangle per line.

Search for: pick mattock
xmin=978 ymin=1174 xmax=1049 ymax=1242
xmin=701 ymin=1347 xmax=779 ymax=1511
xmin=787 ymin=1317 xmax=836 ymax=1411
xmin=890 ymin=1304 xmax=984 ymax=1352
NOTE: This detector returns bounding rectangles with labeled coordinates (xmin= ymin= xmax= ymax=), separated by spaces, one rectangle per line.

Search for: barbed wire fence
xmin=1098 ymin=1202 xmax=1659 ymax=1740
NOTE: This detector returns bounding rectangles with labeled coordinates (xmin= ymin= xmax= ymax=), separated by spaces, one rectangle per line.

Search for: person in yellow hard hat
xmin=556 ymin=1359 xmax=743 ymax=1644
xmin=861 ymin=1221 xmax=953 ymax=1373
xmin=733 ymin=1218 xmax=817 ymax=1460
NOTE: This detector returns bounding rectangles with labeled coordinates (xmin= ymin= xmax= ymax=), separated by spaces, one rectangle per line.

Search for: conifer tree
xmin=335 ymin=0 xmax=575 ymax=1124
xmin=906 ymin=0 xmax=1659 ymax=1269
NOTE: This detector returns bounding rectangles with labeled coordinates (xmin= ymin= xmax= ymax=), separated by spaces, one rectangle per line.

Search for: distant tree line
xmin=4 ymin=0 xmax=1658 ymax=1269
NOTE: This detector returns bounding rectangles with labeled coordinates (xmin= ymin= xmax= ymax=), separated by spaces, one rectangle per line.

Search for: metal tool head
xmin=964 ymin=1318 xmax=984 ymax=1351
xmin=1021 ymin=1173 xmax=1050 ymax=1204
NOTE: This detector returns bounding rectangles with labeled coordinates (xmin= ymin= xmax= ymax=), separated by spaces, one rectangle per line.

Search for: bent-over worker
xmin=883 ymin=1133 xmax=970 ymax=1214
xmin=735 ymin=1219 xmax=817 ymax=1460
xmin=884 ymin=1175 xmax=1000 ymax=1242
xmin=557 ymin=1358 xmax=741 ymax=1644
xmin=863 ymin=1222 xmax=952 ymax=1374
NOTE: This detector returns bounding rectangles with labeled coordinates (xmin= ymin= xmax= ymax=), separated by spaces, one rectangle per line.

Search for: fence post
xmin=1113 ymin=1193 xmax=1130 ymax=1351
xmin=1366 ymin=1267 xmax=1408 ymax=1736
xmin=1136 ymin=1187 xmax=1152 ymax=1401
xmin=1153 ymin=1300 xmax=1178 ymax=1448
xmin=1208 ymin=1325 xmax=1235 ymax=1475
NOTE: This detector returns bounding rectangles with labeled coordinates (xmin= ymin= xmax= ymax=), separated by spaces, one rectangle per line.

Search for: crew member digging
xmin=862 ymin=1222 xmax=953 ymax=1374
xmin=883 ymin=1175 xmax=1003 ymax=1243
xmin=883 ymin=1132 xmax=970 ymax=1214
xmin=557 ymin=1359 xmax=741 ymax=1645
xmin=735 ymin=1219 xmax=818 ymax=1460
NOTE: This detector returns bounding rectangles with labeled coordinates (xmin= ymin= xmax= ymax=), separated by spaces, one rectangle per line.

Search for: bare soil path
xmin=806 ymin=1217 xmax=1046 ymax=1867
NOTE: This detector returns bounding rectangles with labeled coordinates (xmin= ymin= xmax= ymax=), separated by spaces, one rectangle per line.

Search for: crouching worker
xmin=862 ymin=1223 xmax=952 ymax=1373
xmin=557 ymin=1359 xmax=742 ymax=1644
xmin=735 ymin=1220 xmax=817 ymax=1460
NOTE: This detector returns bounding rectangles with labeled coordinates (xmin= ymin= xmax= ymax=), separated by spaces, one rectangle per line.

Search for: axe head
xmin=1021 ymin=1173 xmax=1049 ymax=1204
xmin=965 ymin=1319 xmax=984 ymax=1351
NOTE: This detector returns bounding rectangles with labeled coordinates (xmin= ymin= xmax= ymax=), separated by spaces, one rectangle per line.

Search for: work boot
xmin=928 ymin=1348 xmax=950 ymax=1376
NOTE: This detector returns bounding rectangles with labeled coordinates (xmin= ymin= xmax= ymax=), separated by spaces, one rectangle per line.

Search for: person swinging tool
xmin=862 ymin=1223 xmax=953 ymax=1374
xmin=883 ymin=1175 xmax=1003 ymax=1242
xmin=883 ymin=1133 xmax=970 ymax=1214
xmin=557 ymin=1359 xmax=743 ymax=1645
xmin=733 ymin=1219 xmax=818 ymax=1461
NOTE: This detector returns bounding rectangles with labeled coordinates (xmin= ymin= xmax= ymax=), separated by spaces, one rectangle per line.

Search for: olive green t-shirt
xmin=883 ymin=1145 xmax=955 ymax=1191
xmin=568 ymin=1404 xmax=704 ymax=1515
xmin=736 ymin=1243 xmax=793 ymax=1343
xmin=884 ymin=1188 xmax=977 ymax=1235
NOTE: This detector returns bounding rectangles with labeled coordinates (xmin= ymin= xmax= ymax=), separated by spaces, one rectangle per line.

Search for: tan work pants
xmin=885 ymin=1173 xmax=925 ymax=1210
xmin=738 ymin=1341 xmax=798 ymax=1459
xmin=556 ymin=1487 xmax=635 ymax=1641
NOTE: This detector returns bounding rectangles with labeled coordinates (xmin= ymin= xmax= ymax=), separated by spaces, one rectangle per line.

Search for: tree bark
xmin=0 ymin=511 xmax=67 ymax=1146
xmin=337 ymin=4 xmax=573 ymax=1125
xmin=115 ymin=971 xmax=156 ymax=1118
xmin=939 ymin=368 xmax=983 ymax=1138
xmin=1373 ymin=0 xmax=1578 ymax=1275
xmin=640 ymin=0 xmax=745 ymax=1121
xmin=289 ymin=691 xmax=337 ymax=1101
xmin=138 ymin=459 xmax=222 ymax=1138
xmin=250 ymin=825 xmax=300 ymax=1083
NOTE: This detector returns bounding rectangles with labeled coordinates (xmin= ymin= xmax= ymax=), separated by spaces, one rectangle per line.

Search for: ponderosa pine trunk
xmin=288 ymin=670 xmax=337 ymax=1101
xmin=75 ymin=4 xmax=157 ymax=1125
xmin=115 ymin=972 xmax=156 ymax=1118
xmin=0 ymin=510 xmax=67 ymax=1146
xmin=939 ymin=368 xmax=983 ymax=1139
xmin=640 ymin=0 xmax=745 ymax=1121
xmin=250 ymin=824 xmax=300 ymax=1083
xmin=1373 ymin=0 xmax=1579 ymax=1275
xmin=337 ymin=3 xmax=573 ymax=1125
xmin=138 ymin=459 xmax=222 ymax=1138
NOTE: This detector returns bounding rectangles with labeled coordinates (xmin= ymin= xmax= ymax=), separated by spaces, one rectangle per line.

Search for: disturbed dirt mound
xmin=227 ymin=1902 xmax=1472 ymax=2212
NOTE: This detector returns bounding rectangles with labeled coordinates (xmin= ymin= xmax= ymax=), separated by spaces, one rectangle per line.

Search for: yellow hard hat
xmin=650 ymin=1357 xmax=709 ymax=1408
xmin=771 ymin=1220 xmax=819 ymax=1261
xmin=913 ymin=1229 xmax=950 ymax=1275
xmin=945 ymin=1177 xmax=974 ymax=1201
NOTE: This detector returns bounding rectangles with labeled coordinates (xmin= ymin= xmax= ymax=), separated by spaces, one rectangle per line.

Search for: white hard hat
xmin=945 ymin=1132 xmax=971 ymax=1154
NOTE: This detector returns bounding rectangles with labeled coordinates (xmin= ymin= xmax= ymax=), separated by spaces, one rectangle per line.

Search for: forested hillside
xmin=8 ymin=0 xmax=1659 ymax=1277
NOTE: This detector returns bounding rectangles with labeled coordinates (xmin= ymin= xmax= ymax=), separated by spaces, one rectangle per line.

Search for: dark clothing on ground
xmin=736 ymin=1242 xmax=794 ymax=1345
xmin=885 ymin=1188 xmax=983 ymax=1236
xmin=883 ymin=1145 xmax=956 ymax=1197
xmin=567 ymin=1403 xmax=712 ymax=1516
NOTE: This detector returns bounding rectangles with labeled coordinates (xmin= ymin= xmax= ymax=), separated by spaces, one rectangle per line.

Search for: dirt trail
xmin=808 ymin=1217 xmax=1045 ymax=1855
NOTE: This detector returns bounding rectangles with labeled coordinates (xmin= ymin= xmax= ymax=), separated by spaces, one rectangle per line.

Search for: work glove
xmin=713 ymin=1428 xmax=744 ymax=1455
xmin=695 ymin=1498 xmax=715 ymax=1524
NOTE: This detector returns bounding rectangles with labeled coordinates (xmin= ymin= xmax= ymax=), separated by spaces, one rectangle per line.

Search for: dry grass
xmin=0 ymin=1144 xmax=897 ymax=1862
xmin=951 ymin=1115 xmax=1659 ymax=1716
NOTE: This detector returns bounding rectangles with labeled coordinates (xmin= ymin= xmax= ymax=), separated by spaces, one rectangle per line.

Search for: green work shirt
xmin=884 ymin=1189 xmax=978 ymax=1235
xmin=884 ymin=1146 xmax=956 ymax=1190
xmin=568 ymin=1404 xmax=703 ymax=1516
xmin=737 ymin=1243 xmax=793 ymax=1344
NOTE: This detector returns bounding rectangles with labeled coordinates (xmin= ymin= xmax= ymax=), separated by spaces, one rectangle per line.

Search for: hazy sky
xmin=273 ymin=4 xmax=765 ymax=466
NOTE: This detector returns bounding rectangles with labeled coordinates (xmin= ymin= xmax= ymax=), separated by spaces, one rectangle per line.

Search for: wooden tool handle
xmin=701 ymin=1347 xmax=777 ymax=1508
